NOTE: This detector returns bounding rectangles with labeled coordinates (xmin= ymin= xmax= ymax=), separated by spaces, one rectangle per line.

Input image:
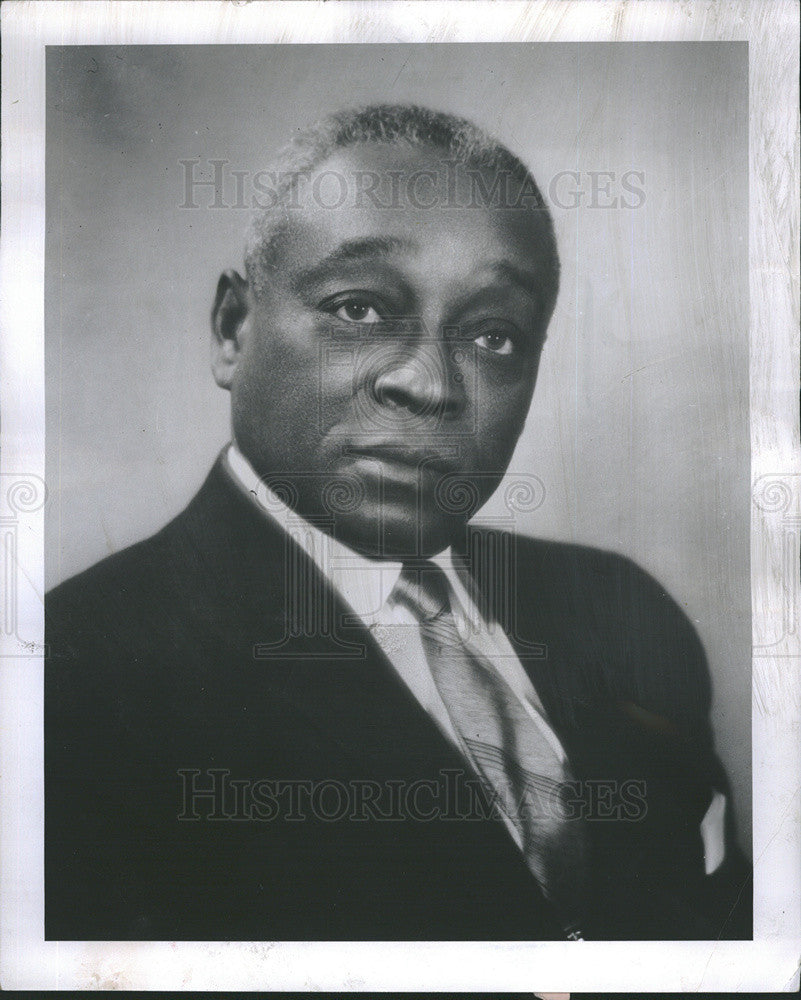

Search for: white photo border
xmin=1 ymin=0 xmax=798 ymax=991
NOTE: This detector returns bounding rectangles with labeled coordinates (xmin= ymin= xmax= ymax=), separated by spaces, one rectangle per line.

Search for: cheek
xmin=235 ymin=321 xmax=363 ymax=438
xmin=472 ymin=372 xmax=533 ymax=440
xmin=234 ymin=313 xmax=317 ymax=404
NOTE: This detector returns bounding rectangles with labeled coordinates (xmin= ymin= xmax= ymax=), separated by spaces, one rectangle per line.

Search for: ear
xmin=211 ymin=269 xmax=251 ymax=390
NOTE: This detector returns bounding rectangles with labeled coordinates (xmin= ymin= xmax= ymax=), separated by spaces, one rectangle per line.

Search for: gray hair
xmin=245 ymin=103 xmax=559 ymax=312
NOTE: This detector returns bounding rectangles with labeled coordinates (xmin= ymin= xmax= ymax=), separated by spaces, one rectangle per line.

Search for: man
xmin=46 ymin=104 xmax=750 ymax=941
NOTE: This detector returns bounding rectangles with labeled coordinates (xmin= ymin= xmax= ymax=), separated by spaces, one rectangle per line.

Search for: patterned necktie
xmin=392 ymin=561 xmax=587 ymax=938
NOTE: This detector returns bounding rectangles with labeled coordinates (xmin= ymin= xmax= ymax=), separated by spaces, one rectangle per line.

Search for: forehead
xmin=268 ymin=142 xmax=553 ymax=286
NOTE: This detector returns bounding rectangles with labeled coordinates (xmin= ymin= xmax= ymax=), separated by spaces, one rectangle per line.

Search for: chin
xmin=331 ymin=505 xmax=462 ymax=562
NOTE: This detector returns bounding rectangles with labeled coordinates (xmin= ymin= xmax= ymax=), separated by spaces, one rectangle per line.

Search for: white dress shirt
xmin=223 ymin=443 xmax=726 ymax=874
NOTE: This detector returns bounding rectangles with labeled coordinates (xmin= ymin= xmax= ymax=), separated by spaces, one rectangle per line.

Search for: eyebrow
xmin=481 ymin=260 xmax=541 ymax=301
xmin=290 ymin=236 xmax=416 ymax=291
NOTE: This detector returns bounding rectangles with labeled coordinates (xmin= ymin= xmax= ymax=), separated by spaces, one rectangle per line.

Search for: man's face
xmin=216 ymin=143 xmax=555 ymax=559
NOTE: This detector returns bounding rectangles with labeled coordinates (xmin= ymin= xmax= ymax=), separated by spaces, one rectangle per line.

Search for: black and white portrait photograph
xmin=1 ymin=0 xmax=798 ymax=993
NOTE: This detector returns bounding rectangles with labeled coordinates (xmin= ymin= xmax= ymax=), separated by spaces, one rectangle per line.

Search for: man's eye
xmin=333 ymin=299 xmax=384 ymax=324
xmin=474 ymin=331 xmax=515 ymax=356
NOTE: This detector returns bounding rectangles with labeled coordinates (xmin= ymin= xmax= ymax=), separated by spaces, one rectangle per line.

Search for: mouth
xmin=348 ymin=444 xmax=455 ymax=477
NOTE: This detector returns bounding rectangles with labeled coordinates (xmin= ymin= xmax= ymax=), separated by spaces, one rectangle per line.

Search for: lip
xmin=349 ymin=444 xmax=455 ymax=476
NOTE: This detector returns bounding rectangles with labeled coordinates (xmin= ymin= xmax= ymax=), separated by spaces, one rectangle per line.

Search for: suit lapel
xmin=176 ymin=459 xmax=488 ymax=774
xmin=167 ymin=466 xmax=564 ymax=930
xmin=460 ymin=525 xmax=605 ymax=767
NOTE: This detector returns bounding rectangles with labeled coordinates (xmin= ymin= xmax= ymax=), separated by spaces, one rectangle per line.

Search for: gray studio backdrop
xmin=45 ymin=43 xmax=751 ymax=856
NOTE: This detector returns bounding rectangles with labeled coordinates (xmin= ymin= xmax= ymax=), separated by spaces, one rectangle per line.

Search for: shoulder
xmin=511 ymin=532 xmax=707 ymax=667
xmin=45 ymin=462 xmax=232 ymax=653
xmin=46 ymin=458 xmax=239 ymax=628
xmin=45 ymin=522 xmax=185 ymax=666
xmin=468 ymin=526 xmax=689 ymax=617
xmin=515 ymin=533 xmax=691 ymax=618
xmin=467 ymin=527 xmax=711 ymax=729
xmin=45 ymin=457 xmax=288 ymax=665
xmin=47 ymin=516 xmax=182 ymax=610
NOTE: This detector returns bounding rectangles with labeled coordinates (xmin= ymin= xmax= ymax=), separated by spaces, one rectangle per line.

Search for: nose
xmin=369 ymin=339 xmax=466 ymax=422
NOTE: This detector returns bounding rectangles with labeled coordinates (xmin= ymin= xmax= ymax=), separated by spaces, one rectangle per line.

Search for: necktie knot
xmin=393 ymin=562 xmax=453 ymax=623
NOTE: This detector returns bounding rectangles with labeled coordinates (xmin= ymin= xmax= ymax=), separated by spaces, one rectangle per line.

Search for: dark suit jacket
xmin=45 ymin=457 xmax=751 ymax=941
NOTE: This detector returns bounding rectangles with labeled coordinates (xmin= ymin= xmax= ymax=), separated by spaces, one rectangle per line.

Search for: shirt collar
xmin=224 ymin=443 xmax=479 ymax=622
xmin=222 ymin=444 xmax=391 ymax=618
